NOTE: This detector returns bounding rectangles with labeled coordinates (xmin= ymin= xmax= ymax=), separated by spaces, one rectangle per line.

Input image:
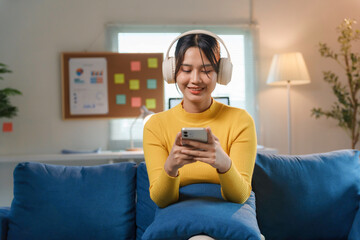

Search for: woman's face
xmin=176 ymin=47 xmax=217 ymax=112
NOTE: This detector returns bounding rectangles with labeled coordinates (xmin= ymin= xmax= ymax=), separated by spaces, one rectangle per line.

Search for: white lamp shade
xmin=267 ymin=52 xmax=311 ymax=85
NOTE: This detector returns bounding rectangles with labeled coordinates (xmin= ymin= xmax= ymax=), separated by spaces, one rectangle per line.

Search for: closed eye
xmin=181 ymin=66 xmax=192 ymax=73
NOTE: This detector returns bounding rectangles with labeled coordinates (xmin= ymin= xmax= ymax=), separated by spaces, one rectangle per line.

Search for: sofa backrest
xmin=252 ymin=149 xmax=360 ymax=240
xmin=7 ymin=162 xmax=137 ymax=240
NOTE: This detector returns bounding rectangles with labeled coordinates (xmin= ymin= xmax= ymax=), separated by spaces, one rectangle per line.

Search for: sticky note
xmin=131 ymin=61 xmax=141 ymax=71
xmin=147 ymin=79 xmax=157 ymax=89
xmin=129 ymin=79 xmax=140 ymax=90
xmin=114 ymin=74 xmax=125 ymax=84
xmin=148 ymin=58 xmax=158 ymax=68
xmin=2 ymin=122 xmax=13 ymax=132
xmin=146 ymin=98 xmax=156 ymax=109
xmin=116 ymin=94 xmax=126 ymax=104
xmin=131 ymin=97 xmax=142 ymax=107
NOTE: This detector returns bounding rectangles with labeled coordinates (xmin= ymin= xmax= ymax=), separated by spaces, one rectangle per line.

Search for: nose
xmin=190 ymin=69 xmax=201 ymax=84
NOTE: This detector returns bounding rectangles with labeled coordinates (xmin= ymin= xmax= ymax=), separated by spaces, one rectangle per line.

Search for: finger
xmin=181 ymin=148 xmax=209 ymax=158
xmin=174 ymin=132 xmax=182 ymax=146
xmin=181 ymin=139 xmax=208 ymax=150
xmin=206 ymin=127 xmax=215 ymax=144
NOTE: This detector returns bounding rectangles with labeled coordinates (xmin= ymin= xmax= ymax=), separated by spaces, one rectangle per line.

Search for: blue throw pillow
xmin=135 ymin=162 xmax=226 ymax=239
xmin=142 ymin=183 xmax=262 ymax=240
xmin=7 ymin=162 xmax=137 ymax=240
xmin=253 ymin=149 xmax=360 ymax=240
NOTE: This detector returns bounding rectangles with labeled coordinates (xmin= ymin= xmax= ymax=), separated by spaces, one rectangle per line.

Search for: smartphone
xmin=181 ymin=128 xmax=208 ymax=143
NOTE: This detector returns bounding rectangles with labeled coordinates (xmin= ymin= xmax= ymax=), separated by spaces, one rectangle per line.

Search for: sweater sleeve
xmin=143 ymin=116 xmax=180 ymax=208
xmin=218 ymin=112 xmax=257 ymax=204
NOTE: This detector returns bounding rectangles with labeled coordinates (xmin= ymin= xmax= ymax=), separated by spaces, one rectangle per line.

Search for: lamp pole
xmin=287 ymin=81 xmax=292 ymax=155
xmin=129 ymin=115 xmax=140 ymax=150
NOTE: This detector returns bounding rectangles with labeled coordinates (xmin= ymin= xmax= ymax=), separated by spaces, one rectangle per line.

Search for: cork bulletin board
xmin=61 ymin=52 xmax=164 ymax=119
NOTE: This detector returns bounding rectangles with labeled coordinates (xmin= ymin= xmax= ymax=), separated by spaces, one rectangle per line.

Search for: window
xmin=106 ymin=25 xmax=258 ymax=150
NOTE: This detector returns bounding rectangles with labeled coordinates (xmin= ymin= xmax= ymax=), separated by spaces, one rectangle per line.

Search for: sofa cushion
xmin=7 ymin=161 xmax=137 ymax=240
xmin=253 ymin=149 xmax=360 ymax=240
xmin=142 ymin=183 xmax=262 ymax=240
xmin=348 ymin=202 xmax=360 ymax=240
xmin=0 ymin=207 xmax=10 ymax=240
xmin=136 ymin=162 xmax=157 ymax=240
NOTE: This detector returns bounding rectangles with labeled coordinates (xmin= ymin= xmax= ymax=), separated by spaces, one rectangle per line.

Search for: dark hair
xmin=174 ymin=34 xmax=220 ymax=79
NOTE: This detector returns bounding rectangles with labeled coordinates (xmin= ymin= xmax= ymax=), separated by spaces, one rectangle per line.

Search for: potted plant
xmin=0 ymin=63 xmax=22 ymax=120
xmin=311 ymin=19 xmax=360 ymax=149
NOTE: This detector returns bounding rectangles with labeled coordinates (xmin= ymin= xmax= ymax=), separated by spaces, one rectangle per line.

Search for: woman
xmin=143 ymin=30 xmax=257 ymax=210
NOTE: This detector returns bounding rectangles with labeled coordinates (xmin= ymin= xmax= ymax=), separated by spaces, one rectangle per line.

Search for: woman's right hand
xmin=164 ymin=132 xmax=196 ymax=177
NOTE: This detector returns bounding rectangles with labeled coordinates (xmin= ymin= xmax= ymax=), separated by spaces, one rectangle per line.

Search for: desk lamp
xmin=128 ymin=105 xmax=154 ymax=151
xmin=267 ymin=52 xmax=311 ymax=154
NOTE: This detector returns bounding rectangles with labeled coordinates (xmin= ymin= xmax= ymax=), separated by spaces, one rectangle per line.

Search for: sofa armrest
xmin=0 ymin=207 xmax=10 ymax=240
xmin=348 ymin=203 xmax=360 ymax=240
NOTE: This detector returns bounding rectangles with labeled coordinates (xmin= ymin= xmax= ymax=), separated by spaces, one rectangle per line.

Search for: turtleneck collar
xmin=171 ymin=98 xmax=223 ymax=124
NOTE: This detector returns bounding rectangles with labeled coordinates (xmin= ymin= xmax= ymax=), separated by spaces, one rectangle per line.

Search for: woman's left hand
xmin=180 ymin=127 xmax=231 ymax=173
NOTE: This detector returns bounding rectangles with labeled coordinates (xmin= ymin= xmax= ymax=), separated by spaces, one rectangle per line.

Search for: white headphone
xmin=162 ymin=30 xmax=233 ymax=85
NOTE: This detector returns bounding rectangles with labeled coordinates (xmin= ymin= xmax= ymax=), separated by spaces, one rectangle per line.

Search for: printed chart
xmin=69 ymin=58 xmax=108 ymax=115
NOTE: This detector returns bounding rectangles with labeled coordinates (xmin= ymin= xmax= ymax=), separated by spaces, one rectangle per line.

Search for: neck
xmin=182 ymin=98 xmax=213 ymax=113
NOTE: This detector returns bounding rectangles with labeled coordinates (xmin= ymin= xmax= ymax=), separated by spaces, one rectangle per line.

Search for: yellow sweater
xmin=143 ymin=100 xmax=257 ymax=208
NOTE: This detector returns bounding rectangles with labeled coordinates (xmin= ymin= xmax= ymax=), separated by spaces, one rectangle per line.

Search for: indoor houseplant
xmin=0 ymin=63 xmax=22 ymax=119
xmin=311 ymin=19 xmax=360 ymax=149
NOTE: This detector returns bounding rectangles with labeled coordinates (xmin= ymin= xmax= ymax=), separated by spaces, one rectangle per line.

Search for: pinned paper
xmin=131 ymin=97 xmax=142 ymax=107
xmin=116 ymin=94 xmax=126 ymax=104
xmin=2 ymin=122 xmax=13 ymax=132
xmin=131 ymin=61 xmax=141 ymax=71
xmin=129 ymin=79 xmax=140 ymax=90
xmin=114 ymin=73 xmax=125 ymax=84
xmin=147 ymin=79 xmax=157 ymax=89
xmin=146 ymin=98 xmax=156 ymax=109
xmin=148 ymin=58 xmax=158 ymax=68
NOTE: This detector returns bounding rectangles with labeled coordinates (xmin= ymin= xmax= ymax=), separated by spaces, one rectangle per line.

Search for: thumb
xmin=206 ymin=127 xmax=216 ymax=143
xmin=174 ymin=132 xmax=182 ymax=146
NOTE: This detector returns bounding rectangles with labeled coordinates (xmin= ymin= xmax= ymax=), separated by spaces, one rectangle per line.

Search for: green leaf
xmin=311 ymin=108 xmax=325 ymax=118
xmin=0 ymin=63 xmax=12 ymax=75
xmin=0 ymin=88 xmax=22 ymax=96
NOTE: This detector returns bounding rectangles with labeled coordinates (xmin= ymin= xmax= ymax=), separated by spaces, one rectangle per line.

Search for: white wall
xmin=256 ymin=0 xmax=360 ymax=154
xmin=0 ymin=0 xmax=359 ymax=156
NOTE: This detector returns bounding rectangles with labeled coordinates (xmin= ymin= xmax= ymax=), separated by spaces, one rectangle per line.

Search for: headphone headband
xmin=165 ymin=29 xmax=232 ymax=61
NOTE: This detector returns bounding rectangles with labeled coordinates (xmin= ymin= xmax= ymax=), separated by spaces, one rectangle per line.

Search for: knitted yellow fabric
xmin=143 ymin=100 xmax=257 ymax=208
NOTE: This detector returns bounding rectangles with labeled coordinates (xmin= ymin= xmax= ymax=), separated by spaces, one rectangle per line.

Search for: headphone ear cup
xmin=217 ymin=58 xmax=233 ymax=85
xmin=162 ymin=57 xmax=176 ymax=84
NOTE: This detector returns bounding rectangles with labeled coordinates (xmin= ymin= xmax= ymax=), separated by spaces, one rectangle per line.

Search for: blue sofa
xmin=1 ymin=149 xmax=359 ymax=240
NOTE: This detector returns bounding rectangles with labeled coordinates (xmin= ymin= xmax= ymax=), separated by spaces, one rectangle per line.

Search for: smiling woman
xmin=142 ymin=30 xmax=258 ymax=239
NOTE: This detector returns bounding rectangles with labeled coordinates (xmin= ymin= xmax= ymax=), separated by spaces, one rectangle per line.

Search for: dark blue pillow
xmin=253 ymin=149 xmax=360 ymax=240
xmin=142 ymin=183 xmax=262 ymax=240
xmin=136 ymin=162 xmax=157 ymax=240
xmin=8 ymin=162 xmax=137 ymax=240
xmin=136 ymin=162 xmax=226 ymax=239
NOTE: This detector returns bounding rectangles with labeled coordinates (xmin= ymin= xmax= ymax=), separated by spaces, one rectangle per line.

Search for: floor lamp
xmin=266 ymin=52 xmax=311 ymax=155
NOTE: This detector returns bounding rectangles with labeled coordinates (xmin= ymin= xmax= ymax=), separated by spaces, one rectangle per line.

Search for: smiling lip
xmin=188 ymin=87 xmax=204 ymax=95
